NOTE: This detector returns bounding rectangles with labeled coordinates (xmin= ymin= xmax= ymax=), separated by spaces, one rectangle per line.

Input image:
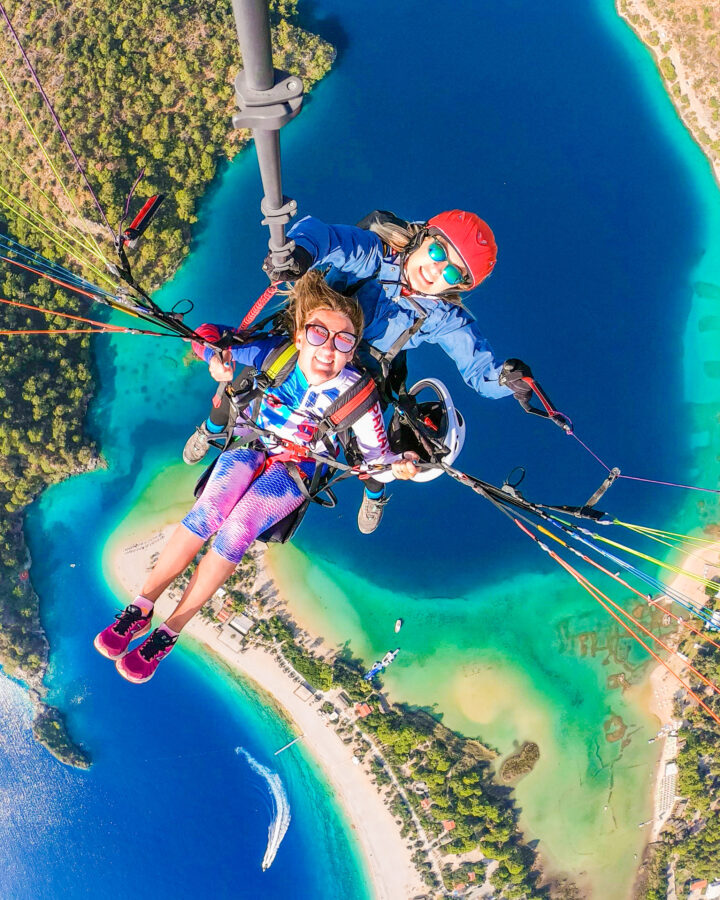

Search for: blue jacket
xmin=288 ymin=216 xmax=511 ymax=399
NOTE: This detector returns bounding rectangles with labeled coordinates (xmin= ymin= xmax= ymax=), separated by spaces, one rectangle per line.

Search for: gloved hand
xmin=262 ymin=245 xmax=313 ymax=283
xmin=499 ymin=358 xmax=534 ymax=406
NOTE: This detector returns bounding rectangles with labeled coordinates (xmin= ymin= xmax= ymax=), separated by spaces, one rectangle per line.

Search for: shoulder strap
xmin=248 ymin=339 xmax=298 ymax=421
xmin=216 ymin=340 xmax=298 ymax=449
xmin=364 ymin=295 xmax=429 ymax=383
xmin=314 ymin=372 xmax=381 ymax=450
xmin=258 ymin=339 xmax=298 ymax=383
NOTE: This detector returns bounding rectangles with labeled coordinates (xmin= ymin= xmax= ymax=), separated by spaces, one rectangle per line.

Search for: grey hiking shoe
xmin=182 ymin=422 xmax=213 ymax=465
xmin=357 ymin=493 xmax=389 ymax=534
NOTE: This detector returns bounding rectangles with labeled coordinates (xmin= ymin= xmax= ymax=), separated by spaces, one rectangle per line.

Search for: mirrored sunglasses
xmin=305 ymin=323 xmax=357 ymax=354
xmin=427 ymin=240 xmax=467 ymax=286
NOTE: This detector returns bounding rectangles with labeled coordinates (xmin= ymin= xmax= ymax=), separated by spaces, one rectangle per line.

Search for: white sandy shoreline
xmin=110 ymin=524 xmax=426 ymax=900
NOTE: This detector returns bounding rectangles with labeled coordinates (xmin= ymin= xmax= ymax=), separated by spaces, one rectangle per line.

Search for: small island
xmin=499 ymin=742 xmax=540 ymax=783
xmin=32 ymin=706 xmax=91 ymax=770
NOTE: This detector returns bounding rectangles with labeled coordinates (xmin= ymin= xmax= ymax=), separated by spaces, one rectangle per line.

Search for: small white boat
xmin=394 ymin=618 xmax=403 ymax=633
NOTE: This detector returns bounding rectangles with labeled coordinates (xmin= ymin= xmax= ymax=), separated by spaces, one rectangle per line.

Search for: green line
xmin=0 ymin=194 xmax=116 ymax=288
xmin=0 ymin=183 xmax=106 ymax=263
xmin=592 ymin=532 xmax=719 ymax=589
xmin=0 ymin=143 xmax=103 ymax=258
xmin=614 ymin=519 xmax=718 ymax=544
xmin=616 ymin=522 xmax=707 ymax=553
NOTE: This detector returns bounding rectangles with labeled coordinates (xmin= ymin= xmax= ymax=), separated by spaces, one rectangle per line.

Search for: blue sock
xmin=365 ymin=487 xmax=385 ymax=500
xmin=205 ymin=418 xmax=225 ymax=434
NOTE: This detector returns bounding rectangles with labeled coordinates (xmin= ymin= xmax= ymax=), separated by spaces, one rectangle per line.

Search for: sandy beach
xmin=109 ymin=524 xmax=426 ymax=900
xmin=643 ymin=538 xmax=720 ymax=841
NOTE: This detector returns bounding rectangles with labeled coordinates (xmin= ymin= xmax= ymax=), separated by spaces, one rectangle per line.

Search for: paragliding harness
xmin=193 ymin=338 xmax=383 ymax=543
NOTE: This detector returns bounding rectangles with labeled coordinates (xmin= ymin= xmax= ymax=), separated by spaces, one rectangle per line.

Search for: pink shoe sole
xmin=115 ymin=656 xmax=157 ymax=684
xmin=93 ymin=621 xmax=152 ymax=661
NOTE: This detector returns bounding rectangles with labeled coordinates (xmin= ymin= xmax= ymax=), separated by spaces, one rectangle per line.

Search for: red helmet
xmin=426 ymin=210 xmax=497 ymax=288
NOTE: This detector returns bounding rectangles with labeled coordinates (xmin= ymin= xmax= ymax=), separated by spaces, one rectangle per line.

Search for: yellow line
xmin=0 ymin=143 xmax=103 ymax=258
xmin=0 ymin=183 xmax=105 ymax=262
xmin=0 ymin=195 xmax=116 ymax=287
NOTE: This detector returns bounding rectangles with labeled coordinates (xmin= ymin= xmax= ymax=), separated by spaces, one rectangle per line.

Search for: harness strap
xmin=277 ymin=459 xmax=338 ymax=508
xmin=264 ymin=341 xmax=298 ymax=380
xmin=318 ymin=372 xmax=380 ymax=431
xmin=364 ymin=296 xmax=428 ymax=390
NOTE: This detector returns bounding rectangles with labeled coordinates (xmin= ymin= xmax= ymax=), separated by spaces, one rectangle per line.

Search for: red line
xmin=550 ymin=551 xmax=720 ymax=726
xmin=0 ymin=295 xmax=126 ymax=330
xmin=508 ymin=518 xmax=720 ymax=725
xmin=578 ymin=549 xmax=720 ymax=653
xmin=567 ymin=557 xmax=720 ymax=698
xmin=0 ymin=255 xmax=109 ymax=303
xmin=0 ymin=328 xmax=110 ymax=335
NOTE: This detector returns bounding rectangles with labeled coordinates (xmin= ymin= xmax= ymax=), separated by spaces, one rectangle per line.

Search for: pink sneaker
xmin=93 ymin=604 xmax=152 ymax=660
xmin=115 ymin=628 xmax=177 ymax=684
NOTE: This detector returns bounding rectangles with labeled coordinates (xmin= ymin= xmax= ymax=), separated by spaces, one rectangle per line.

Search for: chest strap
xmin=364 ymin=296 xmax=428 ymax=378
xmin=313 ymin=372 xmax=381 ymax=448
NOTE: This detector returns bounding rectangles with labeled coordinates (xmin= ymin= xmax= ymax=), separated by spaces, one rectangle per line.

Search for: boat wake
xmin=236 ymin=747 xmax=291 ymax=871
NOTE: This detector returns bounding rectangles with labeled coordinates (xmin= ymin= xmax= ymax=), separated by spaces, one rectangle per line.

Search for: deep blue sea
xmin=2 ymin=0 xmax=717 ymax=896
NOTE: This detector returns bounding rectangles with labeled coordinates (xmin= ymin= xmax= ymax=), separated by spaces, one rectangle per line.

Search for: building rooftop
xmin=228 ymin=613 xmax=254 ymax=635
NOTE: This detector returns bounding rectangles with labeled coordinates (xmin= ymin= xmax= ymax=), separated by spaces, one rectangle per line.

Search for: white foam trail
xmin=236 ymin=747 xmax=291 ymax=871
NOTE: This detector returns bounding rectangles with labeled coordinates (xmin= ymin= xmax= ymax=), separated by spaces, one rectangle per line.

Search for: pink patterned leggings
xmin=182 ymin=447 xmax=311 ymax=563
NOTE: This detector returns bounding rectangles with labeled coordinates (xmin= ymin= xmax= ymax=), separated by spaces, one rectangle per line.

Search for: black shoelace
xmin=139 ymin=629 xmax=175 ymax=661
xmin=113 ymin=604 xmax=145 ymax=636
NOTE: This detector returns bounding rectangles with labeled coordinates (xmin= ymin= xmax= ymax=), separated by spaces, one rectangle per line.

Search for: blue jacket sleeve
xmin=199 ymin=330 xmax=283 ymax=369
xmin=426 ymin=307 xmax=512 ymax=399
xmin=288 ymin=215 xmax=385 ymax=278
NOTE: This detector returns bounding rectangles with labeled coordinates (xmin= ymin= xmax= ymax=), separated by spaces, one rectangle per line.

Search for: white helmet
xmin=398 ymin=378 xmax=465 ymax=482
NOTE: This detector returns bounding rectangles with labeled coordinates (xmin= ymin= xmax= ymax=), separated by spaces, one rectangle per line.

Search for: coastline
xmin=109 ymin=524 xmax=426 ymax=900
xmin=615 ymin=0 xmax=720 ymax=186
xmin=641 ymin=540 xmax=720 ymax=842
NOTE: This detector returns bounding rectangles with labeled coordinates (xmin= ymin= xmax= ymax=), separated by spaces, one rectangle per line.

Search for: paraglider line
xmin=568 ymin=428 xmax=720 ymax=495
xmin=548 ymin=549 xmax=720 ymax=726
xmin=0 ymin=295 xmax=179 ymax=338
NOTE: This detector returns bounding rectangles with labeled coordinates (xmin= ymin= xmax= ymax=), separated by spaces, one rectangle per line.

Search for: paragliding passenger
xmin=94 ymin=274 xmax=418 ymax=683
xmin=183 ymin=209 xmax=537 ymax=533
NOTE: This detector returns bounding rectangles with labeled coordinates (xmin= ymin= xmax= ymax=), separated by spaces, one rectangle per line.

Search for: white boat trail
xmin=236 ymin=747 xmax=291 ymax=871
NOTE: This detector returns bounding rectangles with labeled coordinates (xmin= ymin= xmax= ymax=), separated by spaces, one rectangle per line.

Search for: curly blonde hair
xmin=283 ymin=270 xmax=364 ymax=338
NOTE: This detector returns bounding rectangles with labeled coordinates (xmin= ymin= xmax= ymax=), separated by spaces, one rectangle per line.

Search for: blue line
xmin=0 ymin=232 xmax=116 ymax=299
xmin=543 ymin=515 xmax=715 ymax=625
